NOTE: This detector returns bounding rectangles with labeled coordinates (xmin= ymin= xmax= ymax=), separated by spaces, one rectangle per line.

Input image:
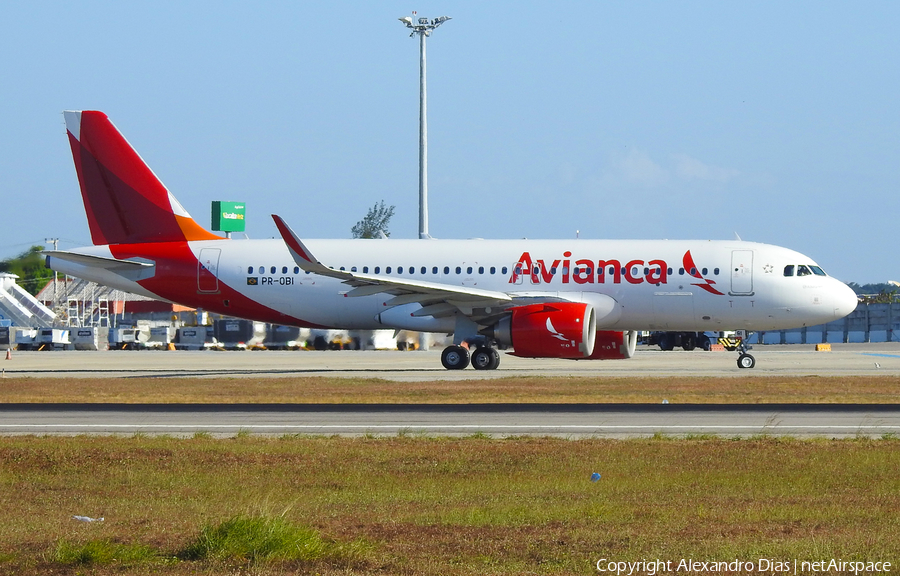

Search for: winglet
xmin=271 ymin=214 xmax=346 ymax=279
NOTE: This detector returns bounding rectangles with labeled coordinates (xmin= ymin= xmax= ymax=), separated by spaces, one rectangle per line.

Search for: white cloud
xmin=672 ymin=153 xmax=740 ymax=183
xmin=610 ymin=148 xmax=669 ymax=187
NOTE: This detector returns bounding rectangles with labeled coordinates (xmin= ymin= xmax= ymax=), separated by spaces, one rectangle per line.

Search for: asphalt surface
xmin=1 ymin=403 xmax=899 ymax=438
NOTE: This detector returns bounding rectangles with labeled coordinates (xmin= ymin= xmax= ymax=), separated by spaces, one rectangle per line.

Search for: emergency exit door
xmin=730 ymin=250 xmax=754 ymax=295
xmin=198 ymin=248 xmax=221 ymax=293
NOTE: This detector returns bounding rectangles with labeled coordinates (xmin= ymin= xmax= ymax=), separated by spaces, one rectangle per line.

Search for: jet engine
xmin=587 ymin=330 xmax=638 ymax=359
xmin=485 ymin=302 xmax=596 ymax=359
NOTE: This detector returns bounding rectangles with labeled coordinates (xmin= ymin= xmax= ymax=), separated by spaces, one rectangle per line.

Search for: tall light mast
xmin=398 ymin=13 xmax=451 ymax=240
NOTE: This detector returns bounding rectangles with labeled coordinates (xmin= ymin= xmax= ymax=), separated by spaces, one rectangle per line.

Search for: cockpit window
xmin=797 ymin=265 xmax=812 ymax=277
xmin=783 ymin=265 xmax=794 ymax=277
xmin=810 ymin=266 xmax=826 ymax=276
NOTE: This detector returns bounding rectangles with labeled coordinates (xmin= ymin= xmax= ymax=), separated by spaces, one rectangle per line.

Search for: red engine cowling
xmin=495 ymin=302 xmax=597 ymax=359
xmin=587 ymin=330 xmax=638 ymax=359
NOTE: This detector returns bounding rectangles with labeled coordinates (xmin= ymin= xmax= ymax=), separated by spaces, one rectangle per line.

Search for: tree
xmin=847 ymin=282 xmax=899 ymax=304
xmin=351 ymin=201 xmax=396 ymax=239
xmin=0 ymin=246 xmax=54 ymax=296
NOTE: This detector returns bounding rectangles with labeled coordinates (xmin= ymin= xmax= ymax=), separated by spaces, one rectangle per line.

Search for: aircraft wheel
xmin=737 ymin=353 xmax=756 ymax=369
xmin=471 ymin=347 xmax=501 ymax=370
xmin=441 ymin=345 xmax=470 ymax=370
xmin=681 ymin=336 xmax=696 ymax=351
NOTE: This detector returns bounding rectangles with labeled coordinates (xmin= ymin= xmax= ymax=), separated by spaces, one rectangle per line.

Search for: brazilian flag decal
xmin=247 ymin=277 xmax=259 ymax=285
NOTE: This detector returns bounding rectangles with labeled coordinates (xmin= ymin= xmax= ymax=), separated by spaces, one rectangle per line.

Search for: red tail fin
xmin=64 ymin=110 xmax=222 ymax=245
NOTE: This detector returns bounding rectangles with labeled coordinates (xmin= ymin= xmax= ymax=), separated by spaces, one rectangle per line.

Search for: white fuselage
xmin=49 ymin=237 xmax=859 ymax=334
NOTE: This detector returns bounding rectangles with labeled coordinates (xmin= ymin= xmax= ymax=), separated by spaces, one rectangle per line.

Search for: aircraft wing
xmin=272 ymin=215 xmax=515 ymax=316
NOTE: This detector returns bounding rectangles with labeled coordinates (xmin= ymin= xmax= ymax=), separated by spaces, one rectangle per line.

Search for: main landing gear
xmin=441 ymin=343 xmax=501 ymax=370
xmin=736 ymin=334 xmax=755 ymax=369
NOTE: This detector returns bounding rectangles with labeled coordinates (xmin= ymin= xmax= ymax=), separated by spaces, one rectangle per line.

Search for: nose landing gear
xmin=736 ymin=334 xmax=755 ymax=369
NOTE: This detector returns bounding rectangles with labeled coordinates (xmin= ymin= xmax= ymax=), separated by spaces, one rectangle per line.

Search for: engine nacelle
xmin=489 ymin=302 xmax=597 ymax=359
xmin=587 ymin=330 xmax=638 ymax=359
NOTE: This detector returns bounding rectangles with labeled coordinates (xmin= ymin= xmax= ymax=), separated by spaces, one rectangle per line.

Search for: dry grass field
xmin=1 ymin=435 xmax=899 ymax=575
xmin=1 ymin=375 xmax=898 ymax=404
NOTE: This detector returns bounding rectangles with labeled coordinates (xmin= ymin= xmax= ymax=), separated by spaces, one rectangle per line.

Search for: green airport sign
xmin=211 ymin=201 xmax=246 ymax=232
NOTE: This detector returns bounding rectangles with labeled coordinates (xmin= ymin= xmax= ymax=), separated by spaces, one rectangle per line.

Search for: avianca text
xmin=511 ymin=251 xmax=670 ymax=285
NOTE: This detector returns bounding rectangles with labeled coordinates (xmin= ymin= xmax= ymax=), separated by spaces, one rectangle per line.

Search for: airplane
xmin=45 ymin=110 xmax=859 ymax=370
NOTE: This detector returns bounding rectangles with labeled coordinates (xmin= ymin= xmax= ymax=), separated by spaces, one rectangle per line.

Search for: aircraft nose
xmin=832 ymin=281 xmax=859 ymax=319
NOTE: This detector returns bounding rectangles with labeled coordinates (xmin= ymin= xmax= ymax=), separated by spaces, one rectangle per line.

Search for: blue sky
xmin=1 ymin=1 xmax=897 ymax=284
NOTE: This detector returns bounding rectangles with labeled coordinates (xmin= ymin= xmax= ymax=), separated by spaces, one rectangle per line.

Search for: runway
xmin=1 ymin=342 xmax=899 ymax=379
xmin=2 ymin=403 xmax=899 ymax=438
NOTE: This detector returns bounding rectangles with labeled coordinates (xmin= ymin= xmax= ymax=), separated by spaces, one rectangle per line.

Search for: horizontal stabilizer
xmin=43 ymin=250 xmax=154 ymax=271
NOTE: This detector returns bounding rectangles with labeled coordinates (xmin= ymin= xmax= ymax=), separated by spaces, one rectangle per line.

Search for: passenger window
xmin=701 ymin=268 xmax=707 ymax=275
xmin=467 ymin=266 xmax=473 ymax=274
xmin=397 ymin=267 xmax=403 ymax=274
xmin=713 ymin=268 xmax=719 ymax=275
xmin=351 ymin=266 xmax=357 ymax=272
xmin=282 ymin=266 xmax=288 ymax=274
xmin=444 ymin=266 xmax=450 ymax=274
xmin=247 ymin=266 xmax=253 ymax=274
xmin=374 ymin=266 xmax=380 ymax=274
xmin=294 ymin=267 xmax=300 ymax=274
xmin=678 ymin=268 xmax=684 ymax=275
xmin=490 ymin=266 xmax=496 ymax=274
xmin=421 ymin=267 xmax=426 ymax=274
xmin=456 ymin=267 xmax=462 ymax=274
xmin=478 ymin=266 xmax=484 ymax=274
xmin=784 ymin=265 xmax=794 ymax=277
xmin=432 ymin=266 xmax=438 ymax=274
xmin=363 ymin=266 xmax=369 ymax=273
xmin=386 ymin=266 xmax=392 ymax=274
xmin=258 ymin=266 xmax=265 ymax=274
xmin=667 ymin=267 xmax=673 ymax=275
xmin=270 ymin=266 xmax=276 ymax=274
xmin=339 ymin=267 xmax=345 ymax=271
xmin=502 ymin=266 xmax=508 ymax=275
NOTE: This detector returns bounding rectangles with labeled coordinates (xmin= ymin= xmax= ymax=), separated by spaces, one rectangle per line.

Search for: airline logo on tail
xmin=63 ymin=110 xmax=222 ymax=245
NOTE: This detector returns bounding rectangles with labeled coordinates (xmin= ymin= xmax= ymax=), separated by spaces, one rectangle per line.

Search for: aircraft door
xmin=730 ymin=250 xmax=754 ymax=295
xmin=198 ymin=248 xmax=221 ymax=293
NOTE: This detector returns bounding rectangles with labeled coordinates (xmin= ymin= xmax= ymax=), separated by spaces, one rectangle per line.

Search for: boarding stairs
xmin=0 ymin=273 xmax=56 ymax=327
